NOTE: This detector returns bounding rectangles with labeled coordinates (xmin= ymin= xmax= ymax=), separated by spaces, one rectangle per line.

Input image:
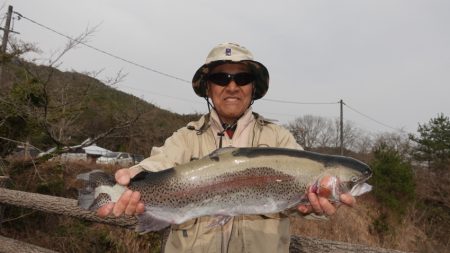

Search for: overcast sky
xmin=3 ymin=0 xmax=450 ymax=134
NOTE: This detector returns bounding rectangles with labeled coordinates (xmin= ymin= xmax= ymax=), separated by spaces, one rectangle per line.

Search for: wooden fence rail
xmin=0 ymin=235 xmax=58 ymax=253
xmin=0 ymin=187 xmax=408 ymax=253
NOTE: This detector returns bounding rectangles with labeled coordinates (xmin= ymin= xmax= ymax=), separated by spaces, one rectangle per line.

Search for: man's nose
xmin=225 ymin=80 xmax=239 ymax=90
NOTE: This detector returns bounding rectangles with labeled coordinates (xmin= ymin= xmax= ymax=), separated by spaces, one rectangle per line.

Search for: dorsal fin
xmin=208 ymin=147 xmax=237 ymax=161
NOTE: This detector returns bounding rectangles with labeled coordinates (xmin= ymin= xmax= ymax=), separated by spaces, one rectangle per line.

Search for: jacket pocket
xmin=165 ymin=219 xmax=199 ymax=252
xmin=171 ymin=218 xmax=197 ymax=231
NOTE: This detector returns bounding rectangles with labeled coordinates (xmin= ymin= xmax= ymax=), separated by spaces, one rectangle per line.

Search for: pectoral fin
xmin=135 ymin=212 xmax=172 ymax=234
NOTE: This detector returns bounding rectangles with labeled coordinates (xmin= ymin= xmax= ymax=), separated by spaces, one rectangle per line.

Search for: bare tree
xmin=353 ymin=134 xmax=374 ymax=154
xmin=286 ymin=115 xmax=369 ymax=152
xmin=373 ymin=131 xmax=412 ymax=159
xmin=286 ymin=115 xmax=328 ymax=149
xmin=0 ymin=27 xmax=142 ymax=156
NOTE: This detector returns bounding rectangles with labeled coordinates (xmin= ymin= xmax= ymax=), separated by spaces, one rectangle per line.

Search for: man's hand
xmin=297 ymin=175 xmax=356 ymax=216
xmin=297 ymin=191 xmax=355 ymax=216
xmin=96 ymin=168 xmax=145 ymax=217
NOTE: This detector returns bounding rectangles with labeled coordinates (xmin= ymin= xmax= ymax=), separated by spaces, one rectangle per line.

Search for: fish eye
xmin=351 ymin=176 xmax=358 ymax=182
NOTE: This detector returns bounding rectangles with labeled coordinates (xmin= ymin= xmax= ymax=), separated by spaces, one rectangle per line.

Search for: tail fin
xmin=76 ymin=170 xmax=116 ymax=210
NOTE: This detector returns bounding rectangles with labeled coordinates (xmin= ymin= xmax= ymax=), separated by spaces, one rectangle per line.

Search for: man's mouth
xmin=224 ymin=97 xmax=240 ymax=102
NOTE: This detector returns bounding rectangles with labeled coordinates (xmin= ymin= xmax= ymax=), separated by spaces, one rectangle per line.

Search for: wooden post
xmin=0 ymin=5 xmax=13 ymax=53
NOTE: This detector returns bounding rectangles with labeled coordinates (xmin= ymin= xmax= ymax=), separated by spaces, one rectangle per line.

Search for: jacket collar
xmin=186 ymin=108 xmax=272 ymax=134
xmin=209 ymin=108 xmax=254 ymax=132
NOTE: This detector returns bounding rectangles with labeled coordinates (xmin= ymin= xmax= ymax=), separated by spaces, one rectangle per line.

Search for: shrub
xmin=369 ymin=143 xmax=415 ymax=216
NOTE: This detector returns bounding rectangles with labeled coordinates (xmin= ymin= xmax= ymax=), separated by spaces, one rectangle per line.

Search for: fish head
xmin=323 ymin=156 xmax=373 ymax=196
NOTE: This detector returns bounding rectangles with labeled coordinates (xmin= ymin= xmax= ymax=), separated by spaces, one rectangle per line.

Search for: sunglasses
xmin=207 ymin=72 xmax=255 ymax=86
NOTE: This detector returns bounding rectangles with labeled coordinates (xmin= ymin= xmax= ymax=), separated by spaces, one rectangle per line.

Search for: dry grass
xmin=290 ymin=195 xmax=381 ymax=247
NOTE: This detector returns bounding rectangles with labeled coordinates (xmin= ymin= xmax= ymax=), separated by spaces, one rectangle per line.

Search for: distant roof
xmin=82 ymin=145 xmax=112 ymax=156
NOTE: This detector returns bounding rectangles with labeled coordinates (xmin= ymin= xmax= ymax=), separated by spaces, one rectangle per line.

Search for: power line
xmin=13 ymin=11 xmax=191 ymax=84
xmin=262 ymin=98 xmax=339 ymax=105
xmin=343 ymin=102 xmax=406 ymax=133
xmin=118 ymin=84 xmax=203 ymax=105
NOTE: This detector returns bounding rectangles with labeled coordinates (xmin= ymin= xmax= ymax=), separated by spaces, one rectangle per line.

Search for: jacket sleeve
xmin=275 ymin=125 xmax=303 ymax=150
xmin=257 ymin=122 xmax=303 ymax=150
xmin=128 ymin=127 xmax=194 ymax=174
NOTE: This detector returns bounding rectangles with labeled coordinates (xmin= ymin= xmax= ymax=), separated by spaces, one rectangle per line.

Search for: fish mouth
xmin=339 ymin=172 xmax=372 ymax=194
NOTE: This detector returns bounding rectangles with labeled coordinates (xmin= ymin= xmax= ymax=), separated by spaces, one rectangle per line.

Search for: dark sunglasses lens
xmin=208 ymin=73 xmax=230 ymax=86
xmin=234 ymin=73 xmax=255 ymax=85
xmin=208 ymin=72 xmax=255 ymax=86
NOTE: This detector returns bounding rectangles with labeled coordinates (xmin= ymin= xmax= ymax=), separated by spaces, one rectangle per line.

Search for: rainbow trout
xmin=77 ymin=147 xmax=372 ymax=233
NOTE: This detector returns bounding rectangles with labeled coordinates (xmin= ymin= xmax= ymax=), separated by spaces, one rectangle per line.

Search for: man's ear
xmin=252 ymin=83 xmax=257 ymax=99
xmin=205 ymin=82 xmax=211 ymax=98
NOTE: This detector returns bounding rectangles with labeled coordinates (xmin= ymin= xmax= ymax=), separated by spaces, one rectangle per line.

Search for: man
xmin=98 ymin=42 xmax=355 ymax=252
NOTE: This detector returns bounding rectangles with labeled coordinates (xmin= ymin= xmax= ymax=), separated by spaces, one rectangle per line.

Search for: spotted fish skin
xmin=77 ymin=147 xmax=372 ymax=233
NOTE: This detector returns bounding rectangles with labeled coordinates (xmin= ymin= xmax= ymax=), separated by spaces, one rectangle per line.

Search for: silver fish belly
xmin=77 ymin=147 xmax=372 ymax=233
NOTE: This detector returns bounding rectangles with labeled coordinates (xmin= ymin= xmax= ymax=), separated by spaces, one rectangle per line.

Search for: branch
xmin=102 ymin=69 xmax=129 ymax=88
xmin=47 ymin=25 xmax=99 ymax=68
xmin=87 ymin=113 xmax=141 ymax=145
xmin=0 ymin=137 xmax=44 ymax=153
xmin=39 ymin=112 xmax=141 ymax=156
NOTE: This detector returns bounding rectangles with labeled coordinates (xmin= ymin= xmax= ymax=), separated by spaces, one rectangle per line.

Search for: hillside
xmin=0 ymin=59 xmax=200 ymax=157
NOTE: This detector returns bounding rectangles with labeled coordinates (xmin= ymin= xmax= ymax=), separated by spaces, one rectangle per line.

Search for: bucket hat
xmin=192 ymin=42 xmax=269 ymax=100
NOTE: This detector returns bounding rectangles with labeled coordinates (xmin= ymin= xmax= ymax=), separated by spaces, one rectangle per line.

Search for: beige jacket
xmin=130 ymin=108 xmax=302 ymax=253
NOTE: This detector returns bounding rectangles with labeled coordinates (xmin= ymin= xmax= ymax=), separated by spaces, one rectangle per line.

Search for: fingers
xmin=308 ymin=192 xmax=324 ymax=214
xmin=97 ymin=203 xmax=114 ymax=217
xmin=115 ymin=169 xmax=132 ymax=186
xmin=110 ymin=190 xmax=144 ymax=217
xmin=96 ymin=190 xmax=143 ymax=217
xmin=340 ymin=193 xmax=356 ymax=207
xmin=298 ymin=196 xmax=338 ymax=216
xmin=95 ymin=168 xmax=144 ymax=218
xmin=136 ymin=202 xmax=145 ymax=214
xmin=297 ymin=204 xmax=312 ymax=214
xmin=125 ymin=191 xmax=142 ymax=215
xmin=319 ymin=197 xmax=337 ymax=216
xmin=113 ymin=190 xmax=132 ymax=216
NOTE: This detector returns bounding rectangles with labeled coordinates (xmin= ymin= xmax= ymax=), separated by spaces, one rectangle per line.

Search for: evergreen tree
xmin=369 ymin=143 xmax=415 ymax=216
xmin=409 ymin=113 xmax=450 ymax=169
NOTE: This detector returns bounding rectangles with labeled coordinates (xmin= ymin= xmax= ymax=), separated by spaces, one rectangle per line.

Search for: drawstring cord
xmin=217 ymin=131 xmax=225 ymax=148
xmin=217 ymin=122 xmax=237 ymax=148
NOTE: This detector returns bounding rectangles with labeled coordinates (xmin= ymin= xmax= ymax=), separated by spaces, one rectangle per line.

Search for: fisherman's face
xmin=207 ymin=63 xmax=254 ymax=124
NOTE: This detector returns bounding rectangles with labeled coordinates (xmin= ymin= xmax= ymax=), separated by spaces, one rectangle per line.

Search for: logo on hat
xmin=225 ymin=48 xmax=231 ymax=56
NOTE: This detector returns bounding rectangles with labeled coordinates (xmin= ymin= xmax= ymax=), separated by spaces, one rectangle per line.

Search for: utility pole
xmin=1 ymin=5 xmax=13 ymax=53
xmin=0 ymin=5 xmax=14 ymax=86
xmin=340 ymin=99 xmax=344 ymax=155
